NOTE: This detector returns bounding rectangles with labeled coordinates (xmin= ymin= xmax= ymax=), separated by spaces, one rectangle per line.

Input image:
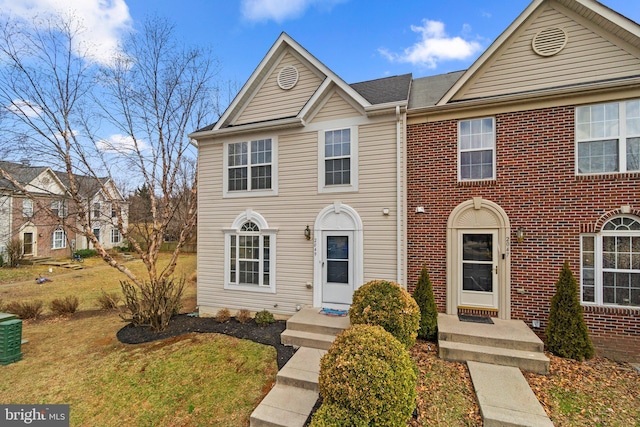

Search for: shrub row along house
xmin=191 ymin=0 xmax=640 ymax=361
xmin=0 ymin=160 xmax=128 ymax=261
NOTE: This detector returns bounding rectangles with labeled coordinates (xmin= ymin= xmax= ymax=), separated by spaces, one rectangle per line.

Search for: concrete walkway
xmin=468 ymin=361 xmax=554 ymax=427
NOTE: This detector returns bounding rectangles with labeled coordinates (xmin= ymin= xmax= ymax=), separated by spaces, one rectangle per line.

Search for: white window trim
xmin=581 ymin=216 xmax=640 ymax=309
xmin=223 ymin=210 xmax=277 ymax=293
xmin=22 ymin=199 xmax=33 ymax=217
xmin=222 ymin=136 xmax=278 ymax=198
xmin=457 ymin=117 xmax=496 ymax=182
xmin=111 ymin=228 xmax=122 ymax=244
xmin=318 ymin=126 xmax=359 ymax=193
xmin=575 ymin=99 xmax=640 ymax=175
xmin=52 ymin=228 xmax=66 ymax=249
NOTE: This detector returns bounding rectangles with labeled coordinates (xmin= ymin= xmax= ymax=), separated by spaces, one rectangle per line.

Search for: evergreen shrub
xmin=254 ymin=309 xmax=275 ymax=326
xmin=315 ymin=324 xmax=417 ymax=426
xmin=413 ymin=266 xmax=438 ymax=341
xmin=348 ymin=280 xmax=420 ymax=348
xmin=545 ymin=261 xmax=594 ymax=361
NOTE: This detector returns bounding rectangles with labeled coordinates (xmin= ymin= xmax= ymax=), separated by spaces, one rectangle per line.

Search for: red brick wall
xmin=407 ymin=105 xmax=640 ymax=362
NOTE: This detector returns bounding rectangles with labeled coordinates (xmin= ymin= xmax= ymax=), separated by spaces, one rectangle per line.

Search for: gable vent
xmin=532 ymin=27 xmax=568 ymax=57
xmin=277 ymin=65 xmax=299 ymax=90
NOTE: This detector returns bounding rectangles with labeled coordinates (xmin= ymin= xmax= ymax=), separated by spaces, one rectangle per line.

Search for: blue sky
xmin=2 ymin=0 xmax=638 ymax=88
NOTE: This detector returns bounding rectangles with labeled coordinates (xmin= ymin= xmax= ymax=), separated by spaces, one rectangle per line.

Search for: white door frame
xmin=313 ymin=202 xmax=363 ymax=309
xmin=446 ymin=197 xmax=511 ymax=319
xmin=458 ymin=229 xmax=499 ymax=309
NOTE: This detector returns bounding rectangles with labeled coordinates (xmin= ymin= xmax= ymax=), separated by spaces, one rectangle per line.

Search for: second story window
xmin=225 ymin=138 xmax=275 ymax=196
xmin=22 ymin=199 xmax=33 ymax=217
xmin=318 ymin=127 xmax=358 ymax=193
xmin=93 ymin=203 xmax=101 ymax=219
xmin=51 ymin=200 xmax=66 ymax=217
xmin=576 ymin=99 xmax=640 ymax=174
xmin=458 ymin=118 xmax=495 ymax=181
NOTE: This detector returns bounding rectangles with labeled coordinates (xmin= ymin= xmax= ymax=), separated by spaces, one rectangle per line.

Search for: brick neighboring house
xmin=406 ymin=0 xmax=640 ymax=361
xmin=0 ymin=161 xmax=127 ymax=262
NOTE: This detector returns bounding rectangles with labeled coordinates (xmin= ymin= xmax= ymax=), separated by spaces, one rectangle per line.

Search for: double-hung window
xmin=576 ymin=99 xmax=640 ymax=174
xmin=581 ymin=216 xmax=640 ymax=307
xmin=52 ymin=227 xmax=66 ymax=249
xmin=111 ymin=229 xmax=122 ymax=244
xmin=22 ymin=199 xmax=33 ymax=217
xmin=51 ymin=200 xmax=66 ymax=217
xmin=458 ymin=118 xmax=495 ymax=181
xmin=224 ymin=211 xmax=276 ymax=292
xmin=319 ymin=127 xmax=358 ymax=192
xmin=226 ymin=138 xmax=275 ymax=196
xmin=93 ymin=203 xmax=101 ymax=219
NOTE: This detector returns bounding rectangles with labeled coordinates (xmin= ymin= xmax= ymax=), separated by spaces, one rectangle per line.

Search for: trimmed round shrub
xmin=348 ymin=280 xmax=420 ymax=348
xmin=310 ymin=402 xmax=368 ymax=427
xmin=215 ymin=308 xmax=231 ymax=323
xmin=317 ymin=324 xmax=417 ymax=426
xmin=235 ymin=309 xmax=252 ymax=324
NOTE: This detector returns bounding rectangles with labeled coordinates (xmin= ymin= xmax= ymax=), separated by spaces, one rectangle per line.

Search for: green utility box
xmin=0 ymin=313 xmax=22 ymax=366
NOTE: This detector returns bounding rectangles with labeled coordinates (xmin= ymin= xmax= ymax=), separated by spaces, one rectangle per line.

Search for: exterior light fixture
xmin=516 ymin=227 xmax=525 ymax=243
xmin=304 ymin=225 xmax=311 ymax=240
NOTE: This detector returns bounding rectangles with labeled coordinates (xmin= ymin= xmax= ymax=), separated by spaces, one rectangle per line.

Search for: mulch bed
xmin=117 ymin=314 xmax=296 ymax=369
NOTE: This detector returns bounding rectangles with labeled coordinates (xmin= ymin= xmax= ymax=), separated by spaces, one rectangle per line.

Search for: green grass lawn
xmin=0 ymin=254 xmax=197 ymax=314
xmin=0 ymin=311 xmax=277 ymax=426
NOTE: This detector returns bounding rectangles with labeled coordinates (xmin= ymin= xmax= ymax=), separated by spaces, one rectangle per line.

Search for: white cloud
xmin=7 ymin=99 xmax=43 ymax=118
xmin=97 ymin=134 xmax=147 ymax=154
xmin=379 ymin=19 xmax=482 ymax=69
xmin=0 ymin=0 xmax=132 ymax=66
xmin=241 ymin=0 xmax=344 ymax=23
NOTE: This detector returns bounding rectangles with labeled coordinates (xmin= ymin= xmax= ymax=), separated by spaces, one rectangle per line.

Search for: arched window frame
xmin=223 ymin=210 xmax=277 ymax=293
xmin=581 ymin=215 xmax=640 ymax=308
xmin=52 ymin=227 xmax=66 ymax=249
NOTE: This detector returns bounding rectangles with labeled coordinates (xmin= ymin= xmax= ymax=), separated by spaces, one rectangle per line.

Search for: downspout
xmin=396 ymin=105 xmax=402 ymax=284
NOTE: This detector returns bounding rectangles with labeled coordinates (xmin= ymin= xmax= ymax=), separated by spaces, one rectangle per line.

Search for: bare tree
xmin=0 ymin=13 xmax=220 ymax=330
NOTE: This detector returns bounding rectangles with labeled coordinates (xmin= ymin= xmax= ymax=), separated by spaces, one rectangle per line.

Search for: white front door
xmin=459 ymin=230 xmax=498 ymax=309
xmin=322 ymin=231 xmax=354 ymax=306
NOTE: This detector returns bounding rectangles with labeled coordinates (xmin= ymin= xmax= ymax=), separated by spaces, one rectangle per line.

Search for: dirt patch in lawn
xmin=117 ymin=314 xmax=296 ymax=369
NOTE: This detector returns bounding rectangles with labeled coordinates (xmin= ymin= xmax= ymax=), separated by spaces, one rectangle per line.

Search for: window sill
xmin=224 ymin=283 xmax=276 ymax=294
xmin=581 ymin=303 xmax=640 ymax=315
xmin=576 ymin=172 xmax=640 ymax=181
xmin=457 ymin=179 xmax=496 ymax=187
xmin=318 ymin=185 xmax=358 ymax=194
xmin=223 ymin=189 xmax=278 ymax=198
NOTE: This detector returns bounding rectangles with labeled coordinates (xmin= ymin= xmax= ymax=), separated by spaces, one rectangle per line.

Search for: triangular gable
xmin=25 ymin=168 xmax=67 ymax=196
xmin=439 ymin=0 xmax=640 ymax=104
xmin=210 ymin=32 xmax=371 ymax=133
xmin=309 ymin=89 xmax=363 ymax=123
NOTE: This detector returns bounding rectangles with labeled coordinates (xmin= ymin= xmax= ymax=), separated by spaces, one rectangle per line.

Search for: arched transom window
xmin=224 ymin=211 xmax=276 ymax=292
xmin=581 ymin=215 xmax=640 ymax=307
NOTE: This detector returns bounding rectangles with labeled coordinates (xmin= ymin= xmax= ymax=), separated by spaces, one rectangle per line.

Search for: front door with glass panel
xmin=460 ymin=231 xmax=498 ymax=309
xmin=323 ymin=232 xmax=354 ymax=305
xmin=23 ymin=232 xmax=34 ymax=256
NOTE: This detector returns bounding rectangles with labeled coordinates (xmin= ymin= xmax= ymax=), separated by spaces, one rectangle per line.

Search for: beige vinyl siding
xmin=235 ymin=52 xmax=324 ymax=126
xmin=455 ymin=4 xmax=640 ymax=101
xmin=196 ymin=117 xmax=401 ymax=316
xmin=311 ymin=91 xmax=361 ymax=123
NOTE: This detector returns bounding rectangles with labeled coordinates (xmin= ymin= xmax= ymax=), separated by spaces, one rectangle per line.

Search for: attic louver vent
xmin=277 ymin=65 xmax=299 ymax=90
xmin=532 ymin=27 xmax=568 ymax=57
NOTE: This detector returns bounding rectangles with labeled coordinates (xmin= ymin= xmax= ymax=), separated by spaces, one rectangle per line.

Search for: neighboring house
xmin=191 ymin=33 xmax=410 ymax=316
xmin=193 ymin=0 xmax=639 ymax=361
xmin=406 ymin=0 xmax=640 ymax=361
xmin=0 ymin=161 xmax=128 ymax=260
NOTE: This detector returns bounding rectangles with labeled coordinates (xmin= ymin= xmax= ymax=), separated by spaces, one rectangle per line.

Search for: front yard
xmin=0 ymin=256 xmax=638 ymax=426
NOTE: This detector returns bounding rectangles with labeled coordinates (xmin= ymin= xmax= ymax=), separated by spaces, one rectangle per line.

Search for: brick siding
xmin=407 ymin=105 xmax=640 ymax=361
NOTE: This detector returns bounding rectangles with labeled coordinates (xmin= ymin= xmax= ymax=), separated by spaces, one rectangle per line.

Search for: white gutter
xmin=396 ymin=105 xmax=402 ymax=284
xmin=188 ymin=117 xmax=305 ymax=140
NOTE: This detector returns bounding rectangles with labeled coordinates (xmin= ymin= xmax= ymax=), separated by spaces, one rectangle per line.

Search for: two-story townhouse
xmin=190 ymin=33 xmax=410 ymax=316
xmin=406 ymin=0 xmax=640 ymax=361
xmin=0 ymin=161 xmax=128 ymax=261
xmin=0 ymin=160 xmax=71 ymax=259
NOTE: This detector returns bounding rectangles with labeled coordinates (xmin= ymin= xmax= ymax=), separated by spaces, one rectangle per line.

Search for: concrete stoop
xmin=468 ymin=361 xmax=554 ymax=427
xmin=438 ymin=313 xmax=550 ymax=374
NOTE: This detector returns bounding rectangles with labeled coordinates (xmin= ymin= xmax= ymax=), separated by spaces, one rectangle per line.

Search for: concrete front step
xmin=281 ymin=329 xmax=336 ymax=350
xmin=276 ymin=347 xmax=326 ymax=392
xmin=285 ymin=307 xmax=350 ymax=336
xmin=250 ymin=384 xmax=318 ymax=427
xmin=468 ymin=361 xmax=553 ymax=427
xmin=438 ymin=313 xmax=544 ymax=353
xmin=440 ymin=340 xmax=550 ymax=374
